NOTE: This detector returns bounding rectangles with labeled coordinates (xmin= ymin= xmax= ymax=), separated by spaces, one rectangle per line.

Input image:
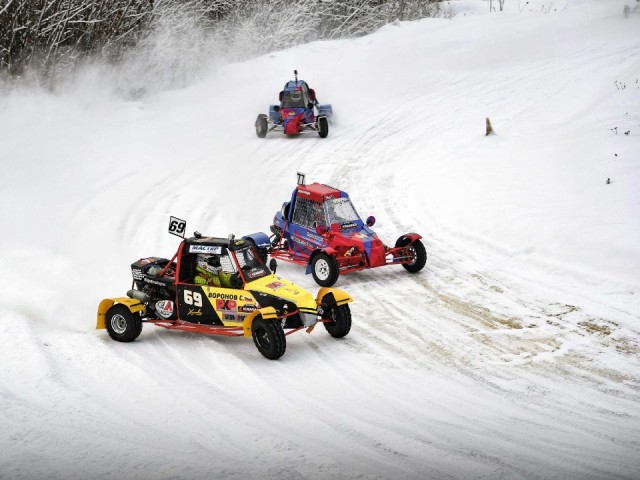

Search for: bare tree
xmin=0 ymin=0 xmax=446 ymax=82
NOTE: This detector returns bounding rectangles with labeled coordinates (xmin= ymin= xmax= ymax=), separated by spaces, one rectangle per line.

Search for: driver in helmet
xmin=194 ymin=254 xmax=234 ymax=288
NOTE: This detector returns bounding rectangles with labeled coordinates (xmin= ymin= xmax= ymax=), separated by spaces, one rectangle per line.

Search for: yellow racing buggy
xmin=97 ymin=217 xmax=352 ymax=360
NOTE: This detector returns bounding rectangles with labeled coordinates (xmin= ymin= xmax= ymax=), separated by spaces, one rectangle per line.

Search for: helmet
xmin=290 ymin=90 xmax=302 ymax=102
xmin=197 ymin=254 xmax=222 ymax=275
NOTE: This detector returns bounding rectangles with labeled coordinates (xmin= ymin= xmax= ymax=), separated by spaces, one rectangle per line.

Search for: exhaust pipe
xmin=127 ymin=289 xmax=149 ymax=304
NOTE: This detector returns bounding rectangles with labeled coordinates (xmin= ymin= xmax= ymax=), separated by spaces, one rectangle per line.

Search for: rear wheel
xmin=252 ymin=317 xmax=286 ymax=360
xmin=396 ymin=237 xmax=427 ymax=273
xmin=105 ymin=304 xmax=142 ymax=342
xmin=255 ymin=114 xmax=268 ymax=138
xmin=323 ymin=304 xmax=351 ymax=338
xmin=317 ymin=116 xmax=328 ymax=138
xmin=311 ymin=252 xmax=339 ymax=287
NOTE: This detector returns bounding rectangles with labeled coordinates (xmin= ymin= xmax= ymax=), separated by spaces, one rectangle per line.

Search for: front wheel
xmin=323 ymin=304 xmax=351 ymax=338
xmin=311 ymin=252 xmax=339 ymax=287
xmin=396 ymin=237 xmax=427 ymax=273
xmin=105 ymin=304 xmax=142 ymax=342
xmin=317 ymin=116 xmax=328 ymax=138
xmin=252 ymin=317 xmax=286 ymax=360
xmin=255 ymin=114 xmax=268 ymax=138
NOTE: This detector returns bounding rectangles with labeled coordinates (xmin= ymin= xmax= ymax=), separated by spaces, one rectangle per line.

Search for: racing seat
xmin=179 ymin=254 xmax=197 ymax=284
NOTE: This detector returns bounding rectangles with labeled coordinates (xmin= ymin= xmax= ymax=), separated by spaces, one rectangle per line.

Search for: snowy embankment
xmin=1 ymin=1 xmax=639 ymax=479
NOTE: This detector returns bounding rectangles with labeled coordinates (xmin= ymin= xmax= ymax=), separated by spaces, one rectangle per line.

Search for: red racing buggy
xmin=267 ymin=173 xmax=427 ymax=287
xmin=255 ymin=70 xmax=333 ymax=138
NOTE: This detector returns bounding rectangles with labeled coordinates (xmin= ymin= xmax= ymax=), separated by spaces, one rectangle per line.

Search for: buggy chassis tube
xmin=96 ymin=297 xmax=146 ymax=330
xmin=267 ymin=120 xmax=322 ymax=134
xmin=388 ymin=233 xmax=423 ymax=265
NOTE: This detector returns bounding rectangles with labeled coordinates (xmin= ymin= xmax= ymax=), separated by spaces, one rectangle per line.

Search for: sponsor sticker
xmin=216 ymin=299 xmax=237 ymax=311
xmin=292 ymin=235 xmax=313 ymax=250
xmin=265 ymin=281 xmax=286 ymax=290
xmin=189 ymin=245 xmax=222 ymax=254
xmin=208 ymin=292 xmax=238 ymax=300
xmin=156 ymin=300 xmax=174 ymax=319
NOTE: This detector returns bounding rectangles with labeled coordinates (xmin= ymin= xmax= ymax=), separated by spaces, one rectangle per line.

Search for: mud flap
xmin=96 ymin=298 xmax=146 ymax=329
xmin=242 ymin=306 xmax=278 ymax=337
xmin=316 ymin=287 xmax=352 ymax=307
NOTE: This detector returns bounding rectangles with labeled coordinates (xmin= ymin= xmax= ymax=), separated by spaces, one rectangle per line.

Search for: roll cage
xmin=156 ymin=236 xmax=270 ymax=289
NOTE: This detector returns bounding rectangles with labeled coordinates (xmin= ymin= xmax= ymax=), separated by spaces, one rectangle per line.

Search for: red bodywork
xmin=270 ymin=182 xmax=423 ymax=276
xmin=282 ymin=110 xmax=305 ymax=135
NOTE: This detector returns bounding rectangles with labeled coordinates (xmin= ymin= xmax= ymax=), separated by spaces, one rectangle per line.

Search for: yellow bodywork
xmin=245 ymin=274 xmax=318 ymax=313
xmin=316 ymin=287 xmax=353 ymax=306
xmin=97 ymin=277 xmax=352 ymax=333
xmin=242 ymin=306 xmax=278 ymax=337
xmin=96 ymin=297 xmax=146 ymax=329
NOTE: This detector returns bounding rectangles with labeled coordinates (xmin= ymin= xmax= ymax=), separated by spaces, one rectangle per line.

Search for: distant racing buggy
xmin=267 ymin=173 xmax=427 ymax=287
xmin=255 ymin=70 xmax=333 ymax=138
xmin=97 ymin=217 xmax=353 ymax=360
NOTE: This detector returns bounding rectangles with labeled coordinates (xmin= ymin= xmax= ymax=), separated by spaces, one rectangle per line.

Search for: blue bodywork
xmin=268 ymin=79 xmax=332 ymax=128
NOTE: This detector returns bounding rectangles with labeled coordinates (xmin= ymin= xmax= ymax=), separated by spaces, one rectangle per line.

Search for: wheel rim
xmin=327 ymin=307 xmax=337 ymax=326
xmin=111 ymin=313 xmax=128 ymax=334
xmin=255 ymin=327 xmax=270 ymax=349
xmin=406 ymin=245 xmax=417 ymax=266
xmin=315 ymin=258 xmax=330 ymax=280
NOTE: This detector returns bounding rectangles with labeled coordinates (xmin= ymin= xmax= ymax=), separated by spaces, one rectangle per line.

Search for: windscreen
xmin=325 ymin=197 xmax=360 ymax=225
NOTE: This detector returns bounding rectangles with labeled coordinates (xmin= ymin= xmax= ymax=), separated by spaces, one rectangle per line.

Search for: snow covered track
xmin=1 ymin=1 xmax=640 ymax=479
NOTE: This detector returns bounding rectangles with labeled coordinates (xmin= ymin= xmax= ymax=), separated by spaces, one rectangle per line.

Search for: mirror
xmin=366 ymin=216 xmax=376 ymax=227
xmin=269 ymin=258 xmax=278 ymax=274
xmin=274 ymin=105 xmax=280 ymax=112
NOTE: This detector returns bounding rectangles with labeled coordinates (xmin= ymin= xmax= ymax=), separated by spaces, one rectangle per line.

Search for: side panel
xmin=177 ymin=284 xmax=220 ymax=325
xmin=286 ymin=224 xmax=326 ymax=261
xmin=177 ymin=284 xmax=261 ymax=327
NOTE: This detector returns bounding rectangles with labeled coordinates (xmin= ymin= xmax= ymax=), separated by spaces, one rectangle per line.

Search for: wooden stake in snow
xmin=486 ymin=117 xmax=494 ymax=136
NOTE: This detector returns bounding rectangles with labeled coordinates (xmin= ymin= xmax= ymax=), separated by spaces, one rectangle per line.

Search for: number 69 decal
xmin=183 ymin=290 xmax=202 ymax=307
xmin=169 ymin=216 xmax=186 ymax=238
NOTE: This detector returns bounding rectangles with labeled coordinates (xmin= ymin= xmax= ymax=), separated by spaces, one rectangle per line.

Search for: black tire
xmin=311 ymin=252 xmax=339 ymax=287
xmin=323 ymin=304 xmax=351 ymax=338
xmin=256 ymin=114 xmax=268 ymax=138
xmin=396 ymin=237 xmax=427 ymax=273
xmin=105 ymin=304 xmax=142 ymax=342
xmin=317 ymin=116 xmax=328 ymax=138
xmin=252 ymin=317 xmax=286 ymax=360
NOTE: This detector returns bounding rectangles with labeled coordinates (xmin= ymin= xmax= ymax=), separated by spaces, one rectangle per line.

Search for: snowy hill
xmin=1 ymin=1 xmax=639 ymax=479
